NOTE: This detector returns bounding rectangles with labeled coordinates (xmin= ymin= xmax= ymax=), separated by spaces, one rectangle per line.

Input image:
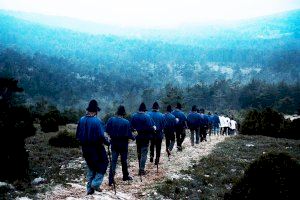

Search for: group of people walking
xmin=76 ymin=99 xmax=238 ymax=195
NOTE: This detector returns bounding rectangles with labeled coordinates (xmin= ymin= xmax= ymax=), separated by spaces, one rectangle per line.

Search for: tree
xmin=0 ymin=78 xmax=36 ymax=182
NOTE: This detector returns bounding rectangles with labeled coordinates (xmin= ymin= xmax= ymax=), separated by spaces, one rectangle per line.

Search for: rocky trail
xmin=38 ymin=134 xmax=227 ymax=200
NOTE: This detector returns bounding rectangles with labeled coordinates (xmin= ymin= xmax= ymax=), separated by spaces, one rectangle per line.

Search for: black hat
xmin=86 ymin=99 xmax=100 ymax=112
xmin=152 ymin=102 xmax=159 ymax=110
xmin=116 ymin=105 xmax=126 ymax=116
xmin=192 ymin=105 xmax=198 ymax=112
xmin=167 ymin=105 xmax=172 ymax=112
xmin=139 ymin=102 xmax=147 ymax=112
xmin=176 ymin=103 xmax=182 ymax=109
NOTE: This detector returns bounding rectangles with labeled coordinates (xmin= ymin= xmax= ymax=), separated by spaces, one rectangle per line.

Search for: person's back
xmin=171 ymin=103 xmax=187 ymax=151
xmin=148 ymin=102 xmax=166 ymax=164
xmin=187 ymin=112 xmax=201 ymax=130
xmin=106 ymin=105 xmax=135 ymax=186
xmin=76 ymin=99 xmax=109 ymax=195
xmin=131 ymin=113 xmax=153 ymax=131
xmin=131 ymin=103 xmax=154 ymax=175
xmin=77 ymin=116 xmax=106 ymax=145
xmin=164 ymin=112 xmax=176 ymax=132
xmin=106 ymin=116 xmax=134 ymax=151
xmin=164 ymin=105 xmax=177 ymax=156
xmin=199 ymin=113 xmax=208 ymax=128
xmin=212 ymin=114 xmax=220 ymax=127
xmin=148 ymin=110 xmax=165 ymax=134
xmin=172 ymin=109 xmax=187 ymax=127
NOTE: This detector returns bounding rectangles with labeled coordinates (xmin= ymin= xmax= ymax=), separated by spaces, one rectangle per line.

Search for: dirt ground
xmin=37 ymin=134 xmax=227 ymax=200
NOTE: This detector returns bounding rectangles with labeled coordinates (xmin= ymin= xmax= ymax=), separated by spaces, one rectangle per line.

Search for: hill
xmin=0 ymin=10 xmax=300 ymax=111
xmin=1 ymin=9 xmax=300 ymax=84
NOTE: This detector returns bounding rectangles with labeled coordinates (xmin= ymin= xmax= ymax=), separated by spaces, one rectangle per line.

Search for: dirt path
xmin=38 ymin=134 xmax=227 ymax=200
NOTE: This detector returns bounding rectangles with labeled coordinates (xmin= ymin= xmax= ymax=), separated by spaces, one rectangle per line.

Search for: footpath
xmin=38 ymin=134 xmax=227 ymax=200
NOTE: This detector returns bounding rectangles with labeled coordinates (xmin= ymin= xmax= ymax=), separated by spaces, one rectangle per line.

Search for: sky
xmin=0 ymin=0 xmax=300 ymax=28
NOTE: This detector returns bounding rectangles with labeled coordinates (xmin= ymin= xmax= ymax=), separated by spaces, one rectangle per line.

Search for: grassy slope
xmin=155 ymin=135 xmax=300 ymax=200
xmin=22 ymin=124 xmax=83 ymax=197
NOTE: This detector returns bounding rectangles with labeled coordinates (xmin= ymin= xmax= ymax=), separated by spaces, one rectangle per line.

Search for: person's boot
xmin=155 ymin=158 xmax=159 ymax=165
xmin=138 ymin=169 xmax=146 ymax=175
xmin=150 ymin=157 xmax=153 ymax=163
xmin=169 ymin=141 xmax=175 ymax=151
xmin=166 ymin=148 xmax=171 ymax=157
xmin=123 ymin=175 xmax=133 ymax=181
xmin=87 ymin=188 xmax=95 ymax=195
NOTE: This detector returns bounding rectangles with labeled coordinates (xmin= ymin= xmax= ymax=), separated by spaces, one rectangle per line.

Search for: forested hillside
xmin=0 ymin=10 xmax=300 ymax=113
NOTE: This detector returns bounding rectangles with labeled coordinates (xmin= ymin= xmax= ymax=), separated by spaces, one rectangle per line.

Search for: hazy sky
xmin=0 ymin=0 xmax=299 ymax=28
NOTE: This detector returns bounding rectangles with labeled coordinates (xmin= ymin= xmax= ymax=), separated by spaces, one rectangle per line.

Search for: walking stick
xmin=107 ymin=146 xmax=117 ymax=195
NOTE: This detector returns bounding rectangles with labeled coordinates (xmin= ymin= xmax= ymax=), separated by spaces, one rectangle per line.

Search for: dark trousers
xmin=190 ymin=128 xmax=200 ymax=145
xmin=165 ymin=129 xmax=175 ymax=151
xmin=109 ymin=150 xmax=129 ymax=184
xmin=175 ymin=126 xmax=186 ymax=148
xmin=136 ymin=138 xmax=150 ymax=171
xmin=200 ymin=126 xmax=207 ymax=142
xmin=150 ymin=137 xmax=162 ymax=160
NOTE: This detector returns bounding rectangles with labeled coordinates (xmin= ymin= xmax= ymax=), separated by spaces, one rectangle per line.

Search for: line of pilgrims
xmin=76 ymin=99 xmax=238 ymax=195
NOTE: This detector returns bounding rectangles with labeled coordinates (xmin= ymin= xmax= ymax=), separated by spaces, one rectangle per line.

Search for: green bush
xmin=48 ymin=130 xmax=80 ymax=148
xmin=40 ymin=109 xmax=66 ymax=133
xmin=225 ymin=152 xmax=300 ymax=200
xmin=241 ymin=108 xmax=299 ymax=139
xmin=61 ymin=108 xmax=85 ymax=124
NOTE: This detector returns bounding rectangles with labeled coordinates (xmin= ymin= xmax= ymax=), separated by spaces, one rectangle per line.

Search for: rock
xmin=32 ymin=177 xmax=46 ymax=185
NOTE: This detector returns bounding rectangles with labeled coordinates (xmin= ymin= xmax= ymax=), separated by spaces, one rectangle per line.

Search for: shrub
xmin=61 ymin=108 xmax=85 ymax=124
xmin=40 ymin=109 xmax=65 ymax=133
xmin=48 ymin=130 xmax=80 ymax=148
xmin=225 ymin=152 xmax=300 ymax=200
xmin=241 ymin=108 xmax=299 ymax=139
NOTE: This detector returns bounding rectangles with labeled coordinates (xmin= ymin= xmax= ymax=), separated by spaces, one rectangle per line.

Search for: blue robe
xmin=76 ymin=115 xmax=110 ymax=174
xmin=106 ymin=116 xmax=135 ymax=152
xmin=171 ymin=109 xmax=187 ymax=128
xmin=130 ymin=112 xmax=155 ymax=140
xmin=187 ymin=112 xmax=201 ymax=129
xmin=148 ymin=110 xmax=166 ymax=139
xmin=164 ymin=112 xmax=176 ymax=132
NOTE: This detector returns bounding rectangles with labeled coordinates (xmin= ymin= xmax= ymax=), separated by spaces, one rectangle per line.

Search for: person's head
xmin=215 ymin=112 xmax=218 ymax=115
xmin=176 ymin=103 xmax=182 ymax=110
xmin=139 ymin=102 xmax=147 ymax=112
xmin=200 ymin=108 xmax=205 ymax=114
xmin=191 ymin=105 xmax=198 ymax=112
xmin=152 ymin=102 xmax=159 ymax=110
xmin=86 ymin=99 xmax=100 ymax=113
xmin=116 ymin=105 xmax=126 ymax=116
xmin=167 ymin=105 xmax=172 ymax=112
xmin=208 ymin=112 xmax=211 ymax=115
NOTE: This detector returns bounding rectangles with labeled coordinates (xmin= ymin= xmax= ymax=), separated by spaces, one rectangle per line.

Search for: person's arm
xmin=98 ymin=121 xmax=110 ymax=146
xmin=127 ymin=121 xmax=136 ymax=141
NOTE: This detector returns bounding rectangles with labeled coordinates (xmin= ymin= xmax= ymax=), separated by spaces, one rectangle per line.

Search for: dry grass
xmin=156 ymin=134 xmax=300 ymax=200
xmin=13 ymin=126 xmax=300 ymax=200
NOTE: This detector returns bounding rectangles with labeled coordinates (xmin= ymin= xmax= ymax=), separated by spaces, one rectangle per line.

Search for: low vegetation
xmin=48 ymin=130 xmax=80 ymax=148
xmin=225 ymin=152 xmax=300 ymax=200
xmin=241 ymin=108 xmax=300 ymax=139
xmin=156 ymin=135 xmax=300 ymax=200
